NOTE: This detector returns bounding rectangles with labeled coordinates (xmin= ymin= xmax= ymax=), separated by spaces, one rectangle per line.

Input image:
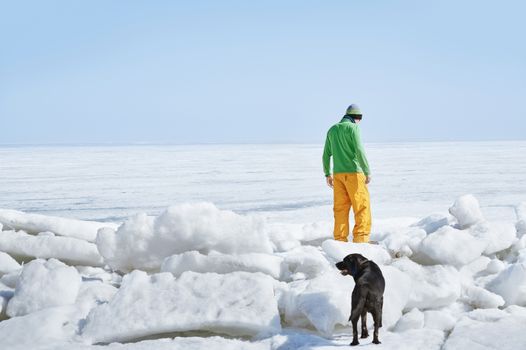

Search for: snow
xmin=321 ymin=239 xmax=392 ymax=265
xmin=161 ymin=251 xmax=284 ymax=280
xmin=81 ymin=271 xmax=281 ymax=344
xmin=392 ymin=308 xmax=424 ymax=332
xmin=277 ymin=245 xmax=331 ymax=280
xmin=423 ymin=310 xmax=456 ymax=331
xmin=0 ymin=252 xmax=20 ymax=275
xmin=412 ymin=213 xmax=453 ymax=234
xmin=390 ymin=257 xmax=461 ymax=310
xmin=379 ymin=227 xmax=425 ymax=258
xmin=449 ymin=194 xmax=484 ymax=229
xmin=486 ymin=262 xmax=526 ymax=306
xmin=39 ymin=337 xmax=269 ymax=350
xmin=443 ymin=308 xmax=526 ymax=350
xmin=6 ymin=259 xmax=81 ymax=317
xmin=460 ymin=284 xmax=505 ymax=309
xmin=0 ymin=143 xmax=526 ymax=349
xmin=0 ymin=209 xmax=118 ymax=242
xmin=0 ymin=230 xmax=104 ymax=266
xmin=469 ymin=221 xmax=517 ymax=255
xmin=0 ymin=305 xmax=81 ymax=349
xmin=413 ymin=226 xmax=488 ymax=267
xmin=96 ymin=203 xmax=273 ymax=272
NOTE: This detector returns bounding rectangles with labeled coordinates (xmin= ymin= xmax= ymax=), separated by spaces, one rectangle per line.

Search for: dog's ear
xmin=345 ymin=254 xmax=368 ymax=276
xmin=354 ymin=254 xmax=368 ymax=265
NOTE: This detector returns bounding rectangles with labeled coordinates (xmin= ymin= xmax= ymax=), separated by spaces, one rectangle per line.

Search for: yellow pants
xmin=333 ymin=173 xmax=371 ymax=243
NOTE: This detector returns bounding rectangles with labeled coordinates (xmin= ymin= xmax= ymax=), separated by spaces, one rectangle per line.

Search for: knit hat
xmin=345 ymin=104 xmax=362 ymax=118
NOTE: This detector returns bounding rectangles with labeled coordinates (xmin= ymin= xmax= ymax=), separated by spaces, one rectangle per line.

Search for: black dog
xmin=336 ymin=253 xmax=385 ymax=346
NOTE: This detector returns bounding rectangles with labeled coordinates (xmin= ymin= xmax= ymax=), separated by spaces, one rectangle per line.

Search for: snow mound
xmin=443 ymin=308 xmax=526 ymax=350
xmin=449 ymin=194 xmax=484 ymax=229
xmin=96 ymin=203 xmax=273 ymax=272
xmin=161 ymin=251 xmax=283 ymax=280
xmin=321 ymin=239 xmax=391 ymax=265
xmin=0 ymin=252 xmax=20 ymax=276
xmin=391 ymin=257 xmax=461 ymax=310
xmin=486 ymin=262 xmax=526 ymax=306
xmin=81 ymin=271 xmax=281 ymax=343
xmin=413 ymin=226 xmax=487 ymax=267
xmin=0 ymin=230 xmax=104 ymax=266
xmin=7 ymin=259 xmax=81 ymax=317
xmin=0 ymin=209 xmax=117 ymax=242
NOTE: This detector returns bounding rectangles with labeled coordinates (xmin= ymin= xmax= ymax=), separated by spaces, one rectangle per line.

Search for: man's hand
xmin=326 ymin=175 xmax=334 ymax=188
xmin=365 ymin=175 xmax=371 ymax=185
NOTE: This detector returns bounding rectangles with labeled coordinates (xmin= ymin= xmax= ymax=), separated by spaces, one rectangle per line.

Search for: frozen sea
xmin=1 ymin=141 xmax=525 ymax=224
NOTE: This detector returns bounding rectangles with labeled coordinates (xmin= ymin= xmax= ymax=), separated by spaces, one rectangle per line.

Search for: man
xmin=323 ymin=104 xmax=372 ymax=243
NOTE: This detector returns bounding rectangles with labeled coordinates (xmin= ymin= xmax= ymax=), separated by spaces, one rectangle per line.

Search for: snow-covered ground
xmin=0 ymin=142 xmax=525 ymax=350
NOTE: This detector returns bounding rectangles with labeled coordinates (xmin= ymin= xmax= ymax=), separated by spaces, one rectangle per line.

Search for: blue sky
xmin=1 ymin=0 xmax=524 ymax=144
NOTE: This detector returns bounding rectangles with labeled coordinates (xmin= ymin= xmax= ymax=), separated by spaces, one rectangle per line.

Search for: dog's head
xmin=335 ymin=253 xmax=369 ymax=277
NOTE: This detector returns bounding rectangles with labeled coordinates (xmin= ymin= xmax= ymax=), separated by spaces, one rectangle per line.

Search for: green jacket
xmin=322 ymin=117 xmax=371 ymax=177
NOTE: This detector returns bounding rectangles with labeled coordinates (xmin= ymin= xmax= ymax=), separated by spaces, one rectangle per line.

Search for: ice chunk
xmin=76 ymin=280 xmax=118 ymax=309
xmin=393 ymin=308 xmax=424 ymax=332
xmin=161 ymin=251 xmax=284 ymax=280
xmin=443 ymin=308 xmax=526 ymax=350
xmin=0 ymin=251 xmax=21 ymax=275
xmin=0 ymin=281 xmax=14 ymax=318
xmin=81 ymin=271 xmax=281 ymax=343
xmin=486 ymin=262 xmax=526 ymax=306
xmin=0 ymin=209 xmax=117 ymax=242
xmin=459 ymin=256 xmax=491 ymax=278
xmin=380 ymin=228 xmax=426 ymax=258
xmin=449 ymin=194 xmax=484 ymax=229
xmin=96 ymin=203 xmax=273 ymax=272
xmin=391 ymin=257 xmax=461 ymax=310
xmin=413 ymin=226 xmax=487 ymax=267
xmin=460 ymin=283 xmax=505 ymax=309
xmin=381 ymin=265 xmax=412 ymax=330
xmin=423 ymin=310 xmax=456 ymax=331
xmin=469 ymin=221 xmax=517 ymax=255
xmin=412 ymin=213 xmax=454 ymax=234
xmin=6 ymin=258 xmax=81 ymax=317
xmin=0 ymin=305 xmax=80 ymax=348
xmin=281 ymin=270 xmax=354 ymax=336
xmin=484 ymin=258 xmax=506 ymax=274
xmin=266 ymin=221 xmax=332 ymax=246
xmin=277 ymin=245 xmax=331 ymax=280
xmin=0 ymin=229 xmax=104 ymax=266
xmin=321 ymin=239 xmax=391 ymax=265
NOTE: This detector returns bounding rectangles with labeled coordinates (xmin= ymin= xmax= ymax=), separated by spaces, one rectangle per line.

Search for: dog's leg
xmin=372 ymin=308 xmax=381 ymax=345
xmin=349 ymin=290 xmax=365 ymax=346
xmin=360 ymin=309 xmax=369 ymax=338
